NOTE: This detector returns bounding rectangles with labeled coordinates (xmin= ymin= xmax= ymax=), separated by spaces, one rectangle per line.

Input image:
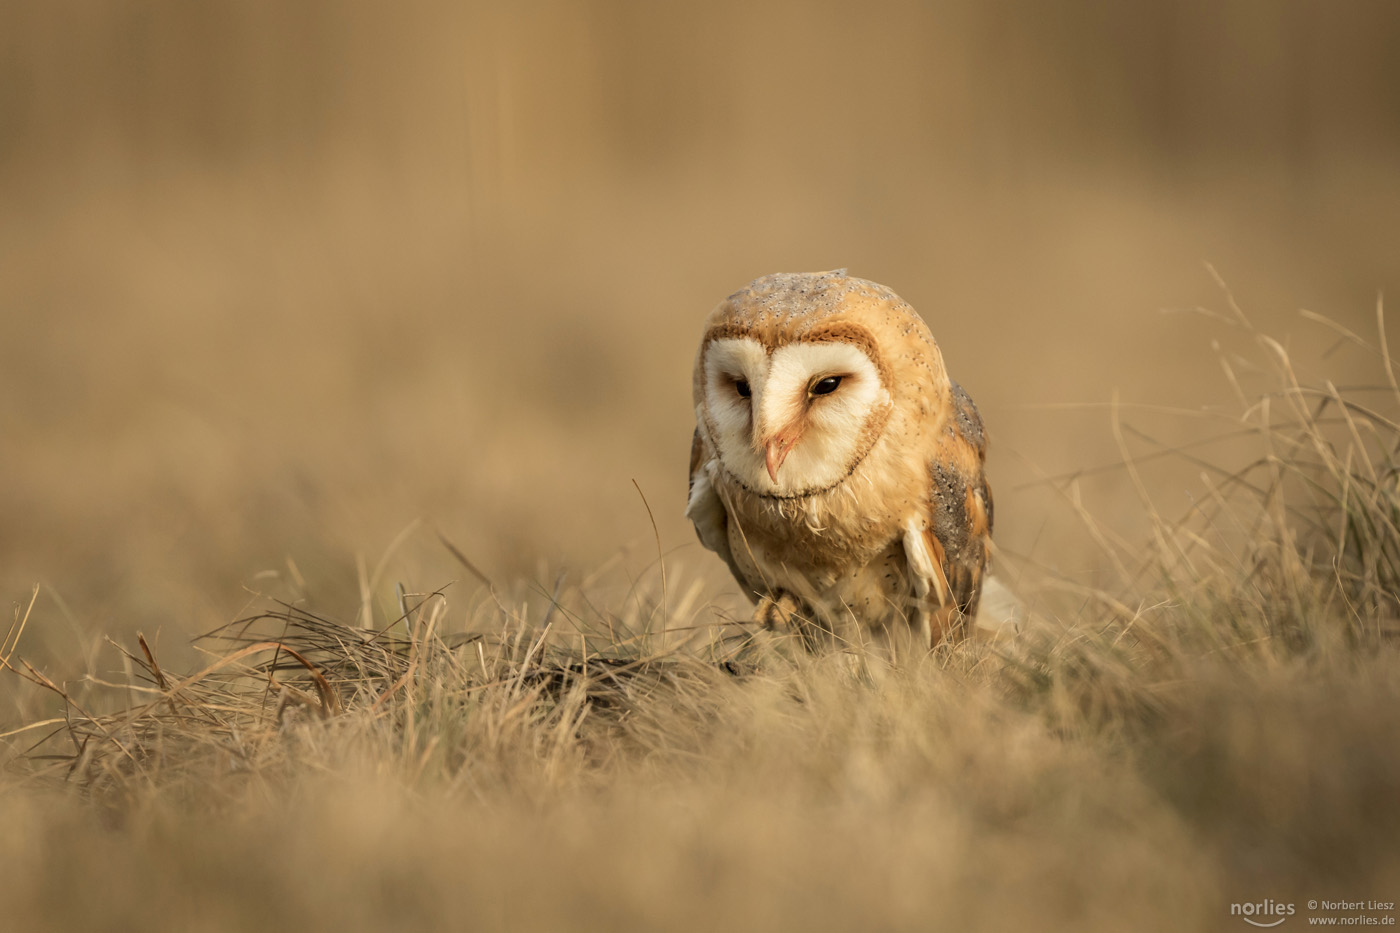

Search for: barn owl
xmin=686 ymin=270 xmax=992 ymax=649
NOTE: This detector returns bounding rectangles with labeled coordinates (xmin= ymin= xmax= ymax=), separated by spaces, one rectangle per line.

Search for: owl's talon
xmin=753 ymin=592 xmax=802 ymax=630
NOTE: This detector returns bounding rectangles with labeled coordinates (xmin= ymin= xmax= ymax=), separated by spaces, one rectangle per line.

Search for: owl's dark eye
xmin=811 ymin=376 xmax=843 ymax=396
xmin=734 ymin=380 xmax=752 ymax=399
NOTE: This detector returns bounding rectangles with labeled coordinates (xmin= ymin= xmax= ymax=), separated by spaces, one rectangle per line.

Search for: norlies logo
xmin=1231 ymin=900 xmax=1296 ymax=927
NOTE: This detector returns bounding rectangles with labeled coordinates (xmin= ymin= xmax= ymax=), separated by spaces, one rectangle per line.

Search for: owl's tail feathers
xmin=971 ymin=575 xmax=1029 ymax=641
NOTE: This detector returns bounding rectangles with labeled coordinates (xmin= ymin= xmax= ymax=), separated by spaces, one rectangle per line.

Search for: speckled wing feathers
xmin=920 ymin=380 xmax=993 ymax=639
xmin=686 ymin=428 xmax=752 ymax=597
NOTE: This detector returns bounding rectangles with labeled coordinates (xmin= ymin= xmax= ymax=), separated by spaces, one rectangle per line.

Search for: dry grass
xmin=5 ymin=6 xmax=1400 ymax=928
xmin=3 ymin=317 xmax=1400 ymax=932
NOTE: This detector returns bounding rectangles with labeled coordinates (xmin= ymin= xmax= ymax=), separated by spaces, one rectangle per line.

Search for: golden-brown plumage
xmin=686 ymin=270 xmax=992 ymax=649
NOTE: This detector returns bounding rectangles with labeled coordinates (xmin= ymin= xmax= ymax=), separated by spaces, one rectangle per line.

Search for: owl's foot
xmin=753 ymin=591 xmax=802 ymax=630
xmin=754 ymin=592 xmax=828 ymax=651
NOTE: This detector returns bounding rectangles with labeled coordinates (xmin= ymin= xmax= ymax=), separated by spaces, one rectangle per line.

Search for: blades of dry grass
xmin=435 ymin=527 xmax=494 ymax=589
xmin=1 ymin=585 xmax=39 ymax=672
xmin=632 ymin=479 xmax=669 ymax=643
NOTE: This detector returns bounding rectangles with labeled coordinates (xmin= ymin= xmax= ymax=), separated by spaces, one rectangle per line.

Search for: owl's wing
xmin=685 ymin=428 xmax=749 ymax=591
xmin=905 ymin=381 xmax=994 ymax=642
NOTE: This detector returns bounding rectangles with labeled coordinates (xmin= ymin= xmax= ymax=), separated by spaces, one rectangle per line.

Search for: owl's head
xmin=694 ymin=271 xmax=944 ymax=499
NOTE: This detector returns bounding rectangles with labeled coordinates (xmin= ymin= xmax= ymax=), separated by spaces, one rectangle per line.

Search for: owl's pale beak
xmin=764 ymin=433 xmax=798 ymax=482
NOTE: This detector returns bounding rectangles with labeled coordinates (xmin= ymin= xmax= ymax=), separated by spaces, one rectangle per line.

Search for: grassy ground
xmin=4 ymin=323 xmax=1399 ymax=932
xmin=6 ymin=6 xmax=1400 ymax=928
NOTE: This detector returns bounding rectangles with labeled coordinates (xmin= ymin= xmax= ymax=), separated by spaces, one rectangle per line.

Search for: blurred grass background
xmin=3 ymin=0 xmax=1400 ymax=667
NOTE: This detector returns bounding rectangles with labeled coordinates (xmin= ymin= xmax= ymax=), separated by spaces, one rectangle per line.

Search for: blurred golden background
xmin=4 ymin=0 xmax=1399 ymax=664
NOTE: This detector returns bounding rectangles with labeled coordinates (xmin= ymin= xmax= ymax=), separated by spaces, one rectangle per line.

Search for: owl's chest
xmin=719 ymin=482 xmax=914 ymax=629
